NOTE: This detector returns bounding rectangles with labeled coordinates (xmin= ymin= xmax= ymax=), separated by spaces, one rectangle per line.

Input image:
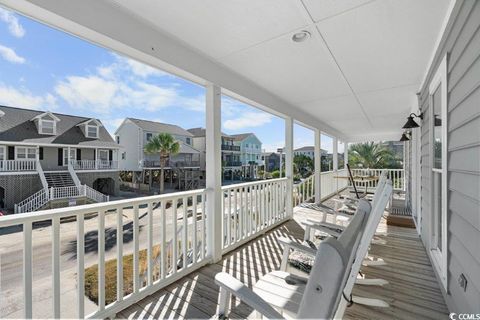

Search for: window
xmin=146 ymin=133 xmax=153 ymax=141
xmin=116 ymin=136 xmax=120 ymax=144
xmin=429 ymin=54 xmax=447 ymax=289
xmin=39 ymin=119 xmax=56 ymax=135
xmin=246 ymin=143 xmax=249 ymax=148
xmin=86 ymin=125 xmax=99 ymax=138
xmin=0 ymin=146 xmax=5 ymax=161
xmin=62 ymin=148 xmax=76 ymax=166
xmin=16 ymin=147 xmax=37 ymax=160
xmin=186 ymin=137 xmax=191 ymax=145
xmin=122 ymin=152 xmax=126 ymax=160
xmin=98 ymin=149 xmax=109 ymax=161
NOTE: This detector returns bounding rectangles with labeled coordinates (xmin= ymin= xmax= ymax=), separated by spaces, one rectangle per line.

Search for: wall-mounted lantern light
xmin=402 ymin=112 xmax=423 ymax=129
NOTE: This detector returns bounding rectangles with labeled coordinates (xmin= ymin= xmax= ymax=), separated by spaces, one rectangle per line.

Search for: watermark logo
xmin=450 ymin=313 xmax=480 ymax=320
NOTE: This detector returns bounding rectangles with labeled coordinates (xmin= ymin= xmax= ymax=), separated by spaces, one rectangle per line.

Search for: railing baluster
xmin=98 ymin=210 xmax=106 ymax=311
xmin=201 ymin=193 xmax=206 ymax=260
xmin=23 ymin=221 xmax=33 ymax=319
xmin=233 ymin=188 xmax=237 ymax=242
xmin=192 ymin=195 xmax=198 ymax=264
xmin=133 ymin=205 xmax=139 ymax=292
xmin=52 ymin=216 xmax=60 ymax=318
xmin=77 ymin=214 xmax=85 ymax=318
xmin=239 ymin=187 xmax=243 ymax=240
xmin=160 ymin=201 xmax=166 ymax=279
xmin=147 ymin=202 xmax=153 ymax=286
xmin=116 ymin=207 xmax=123 ymax=302
xmin=172 ymin=198 xmax=178 ymax=274
xmin=227 ymin=189 xmax=231 ymax=247
xmin=182 ymin=196 xmax=188 ymax=269
xmin=249 ymin=186 xmax=253 ymax=236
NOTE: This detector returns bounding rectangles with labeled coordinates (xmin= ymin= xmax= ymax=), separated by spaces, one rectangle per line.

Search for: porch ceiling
xmin=2 ymin=0 xmax=452 ymax=141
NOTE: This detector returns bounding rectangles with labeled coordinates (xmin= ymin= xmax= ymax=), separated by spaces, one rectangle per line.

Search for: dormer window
xmin=40 ymin=119 xmax=55 ymax=135
xmin=77 ymin=118 xmax=102 ymax=139
xmin=86 ymin=125 xmax=99 ymax=138
xmin=31 ymin=112 xmax=60 ymax=135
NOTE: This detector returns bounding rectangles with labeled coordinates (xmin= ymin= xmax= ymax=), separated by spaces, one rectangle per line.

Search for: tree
xmin=293 ymin=154 xmax=313 ymax=178
xmin=348 ymin=142 xmax=401 ymax=169
xmin=144 ymin=133 xmax=180 ymax=193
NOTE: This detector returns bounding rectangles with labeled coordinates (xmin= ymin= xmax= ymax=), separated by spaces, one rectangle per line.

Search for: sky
xmin=0 ymin=7 xmax=335 ymax=153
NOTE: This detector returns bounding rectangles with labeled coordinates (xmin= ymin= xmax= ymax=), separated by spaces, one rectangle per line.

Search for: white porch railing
xmin=14 ymin=189 xmax=49 ymax=213
xmin=69 ymin=160 xmax=119 ymax=170
xmin=293 ymin=174 xmax=315 ymax=206
xmin=15 ymin=185 xmax=109 ymax=213
xmin=0 ymin=159 xmax=36 ymax=172
xmin=221 ymin=178 xmax=288 ymax=252
xmin=292 ymin=169 xmax=349 ymax=206
xmin=1 ymin=189 xmax=209 ymax=319
xmin=349 ymin=168 xmax=405 ymax=191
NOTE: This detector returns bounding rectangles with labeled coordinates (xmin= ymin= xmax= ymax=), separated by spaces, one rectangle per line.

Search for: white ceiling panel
xmin=113 ymin=0 xmax=308 ymax=59
xmin=357 ymin=84 xmax=418 ymax=116
xmin=316 ymin=0 xmax=451 ymax=93
xmin=299 ymin=94 xmax=364 ymax=122
xmin=302 ymin=0 xmax=374 ymax=22
xmin=219 ymin=27 xmax=351 ymax=104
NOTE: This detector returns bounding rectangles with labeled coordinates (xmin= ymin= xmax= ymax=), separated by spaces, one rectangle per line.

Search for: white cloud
xmin=0 ymin=44 xmax=25 ymax=64
xmin=0 ymin=84 xmax=57 ymax=110
xmin=223 ymin=111 xmax=272 ymax=130
xmin=0 ymin=8 xmax=25 ymax=38
xmin=124 ymin=58 xmax=166 ymax=78
xmin=55 ymin=75 xmax=118 ymax=114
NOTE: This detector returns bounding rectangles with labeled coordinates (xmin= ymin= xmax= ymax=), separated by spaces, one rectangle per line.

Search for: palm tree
xmin=348 ymin=142 xmax=399 ymax=169
xmin=144 ymin=133 xmax=180 ymax=193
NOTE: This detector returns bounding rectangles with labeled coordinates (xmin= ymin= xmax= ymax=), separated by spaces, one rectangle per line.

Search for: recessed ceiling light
xmin=292 ymin=31 xmax=311 ymax=43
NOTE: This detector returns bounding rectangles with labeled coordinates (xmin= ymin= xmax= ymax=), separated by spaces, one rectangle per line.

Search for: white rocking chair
xmin=215 ymin=199 xmax=372 ymax=319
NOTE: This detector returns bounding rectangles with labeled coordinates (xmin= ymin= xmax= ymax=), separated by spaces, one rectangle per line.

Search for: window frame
xmin=0 ymin=145 xmax=5 ymax=161
xmin=39 ymin=119 xmax=56 ymax=135
xmin=428 ymin=54 xmax=448 ymax=290
xmin=98 ymin=149 xmax=109 ymax=161
xmin=62 ymin=148 xmax=77 ymax=166
xmin=15 ymin=146 xmax=37 ymax=160
xmin=86 ymin=124 xmax=99 ymax=138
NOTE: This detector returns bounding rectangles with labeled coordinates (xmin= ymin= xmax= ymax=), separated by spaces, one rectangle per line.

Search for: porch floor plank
xmin=116 ymin=203 xmax=448 ymax=320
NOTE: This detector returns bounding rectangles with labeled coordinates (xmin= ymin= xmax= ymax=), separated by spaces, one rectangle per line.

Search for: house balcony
xmin=223 ymin=161 xmax=242 ymax=167
xmin=69 ymin=160 xmax=119 ymax=171
xmin=0 ymin=172 xmax=446 ymax=319
xmin=142 ymin=159 xmax=200 ymax=169
xmin=221 ymin=144 xmax=240 ymax=152
xmin=0 ymin=159 xmax=37 ymax=172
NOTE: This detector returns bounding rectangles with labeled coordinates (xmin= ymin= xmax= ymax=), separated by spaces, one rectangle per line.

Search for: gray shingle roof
xmin=129 ymin=118 xmax=193 ymax=137
xmin=0 ymin=105 xmax=118 ymax=148
xmin=187 ymin=127 xmax=231 ymax=138
xmin=230 ymin=133 xmax=254 ymax=141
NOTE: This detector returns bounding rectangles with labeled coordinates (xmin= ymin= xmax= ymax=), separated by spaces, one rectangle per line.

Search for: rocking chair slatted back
xmin=297 ymin=199 xmax=371 ymax=319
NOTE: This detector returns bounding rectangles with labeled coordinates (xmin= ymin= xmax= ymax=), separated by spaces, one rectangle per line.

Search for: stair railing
xmin=14 ymin=189 xmax=49 ymax=213
xmin=36 ymin=160 xmax=49 ymax=192
xmin=68 ymin=161 xmax=82 ymax=189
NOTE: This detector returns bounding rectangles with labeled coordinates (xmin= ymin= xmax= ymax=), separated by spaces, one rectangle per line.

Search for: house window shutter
xmin=77 ymin=149 xmax=81 ymax=160
xmin=8 ymin=146 xmax=14 ymax=160
xmin=109 ymin=150 xmax=113 ymax=161
xmin=39 ymin=147 xmax=44 ymax=160
xmin=58 ymin=148 xmax=63 ymax=166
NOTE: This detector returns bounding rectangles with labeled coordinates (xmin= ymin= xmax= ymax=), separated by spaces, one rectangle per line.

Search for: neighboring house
xmin=116 ymin=118 xmax=201 ymax=190
xmin=188 ymin=127 xmax=242 ymax=181
xmin=230 ymin=133 xmax=262 ymax=165
xmin=262 ymin=152 xmax=284 ymax=172
xmin=0 ymin=105 xmax=120 ymax=213
xmin=294 ymin=146 xmax=315 ymax=159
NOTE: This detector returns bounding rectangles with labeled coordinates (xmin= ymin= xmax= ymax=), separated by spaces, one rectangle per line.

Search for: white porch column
xmin=205 ymin=84 xmax=222 ymax=262
xmin=344 ymin=142 xmax=349 ymax=167
xmin=95 ymin=148 xmax=98 ymax=169
xmin=67 ymin=146 xmax=71 ymax=166
xmin=333 ymin=137 xmax=338 ymax=191
xmin=314 ymin=129 xmax=321 ymax=204
xmin=285 ymin=117 xmax=293 ymax=218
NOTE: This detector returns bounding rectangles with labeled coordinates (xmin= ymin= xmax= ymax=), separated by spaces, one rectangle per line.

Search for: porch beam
xmin=314 ymin=129 xmax=321 ymax=204
xmin=285 ymin=117 xmax=293 ymax=218
xmin=205 ymin=84 xmax=222 ymax=262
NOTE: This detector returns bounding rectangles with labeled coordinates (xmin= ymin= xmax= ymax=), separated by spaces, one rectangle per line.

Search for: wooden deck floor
xmin=117 ymin=204 xmax=449 ymax=319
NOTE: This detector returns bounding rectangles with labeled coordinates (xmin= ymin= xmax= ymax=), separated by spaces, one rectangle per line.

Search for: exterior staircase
xmin=44 ymin=171 xmax=76 ymax=188
xmin=14 ymin=163 xmax=109 ymax=213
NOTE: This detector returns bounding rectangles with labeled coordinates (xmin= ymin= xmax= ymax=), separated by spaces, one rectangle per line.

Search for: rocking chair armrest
xmin=278 ymin=237 xmax=317 ymax=256
xmin=215 ymin=272 xmax=285 ymax=320
xmin=305 ymin=219 xmax=347 ymax=231
xmin=302 ymin=221 xmax=343 ymax=237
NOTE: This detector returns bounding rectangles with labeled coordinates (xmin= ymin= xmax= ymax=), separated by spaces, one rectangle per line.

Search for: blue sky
xmin=0 ymin=7 xmax=334 ymax=152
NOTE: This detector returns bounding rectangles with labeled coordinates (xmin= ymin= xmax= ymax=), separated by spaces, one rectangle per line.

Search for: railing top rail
xmin=221 ymin=177 xmax=287 ymax=190
xmin=1 ymin=188 xmax=207 ymax=227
